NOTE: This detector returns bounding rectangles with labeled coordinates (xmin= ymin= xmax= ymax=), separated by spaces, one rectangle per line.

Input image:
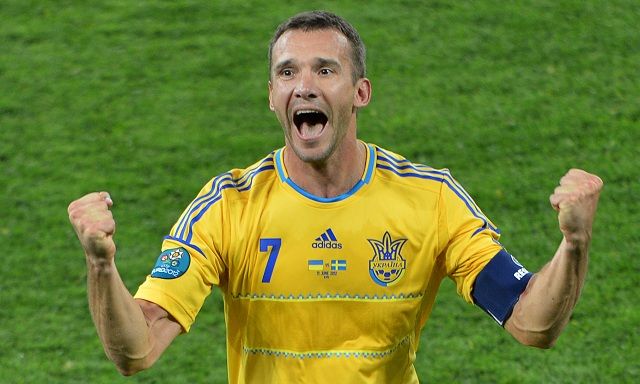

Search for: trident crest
xmin=368 ymin=232 xmax=407 ymax=286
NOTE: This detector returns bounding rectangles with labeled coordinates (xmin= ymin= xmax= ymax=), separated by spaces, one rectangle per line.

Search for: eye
xmin=280 ymin=68 xmax=294 ymax=78
xmin=319 ymin=68 xmax=333 ymax=75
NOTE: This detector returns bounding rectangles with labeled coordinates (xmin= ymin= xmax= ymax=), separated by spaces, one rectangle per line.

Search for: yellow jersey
xmin=135 ymin=142 xmax=502 ymax=383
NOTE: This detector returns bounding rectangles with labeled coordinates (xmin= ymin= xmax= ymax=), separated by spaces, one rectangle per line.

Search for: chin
xmin=290 ymin=142 xmax=334 ymax=164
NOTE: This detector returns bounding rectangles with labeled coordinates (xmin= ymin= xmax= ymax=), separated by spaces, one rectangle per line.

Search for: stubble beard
xmin=288 ymin=130 xmax=337 ymax=165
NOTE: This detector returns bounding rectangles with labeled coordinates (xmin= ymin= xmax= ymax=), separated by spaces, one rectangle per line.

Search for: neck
xmin=283 ymin=138 xmax=366 ymax=199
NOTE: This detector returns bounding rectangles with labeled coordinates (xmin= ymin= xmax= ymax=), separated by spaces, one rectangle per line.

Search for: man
xmin=68 ymin=11 xmax=603 ymax=383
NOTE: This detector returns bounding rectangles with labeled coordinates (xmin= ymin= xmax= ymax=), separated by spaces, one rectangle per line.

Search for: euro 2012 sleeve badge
xmin=150 ymin=247 xmax=191 ymax=279
xmin=368 ymin=232 xmax=407 ymax=287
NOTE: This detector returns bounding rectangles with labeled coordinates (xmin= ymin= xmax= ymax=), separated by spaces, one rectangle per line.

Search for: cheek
xmin=333 ymin=86 xmax=358 ymax=113
xmin=270 ymin=87 xmax=291 ymax=108
xmin=331 ymin=83 xmax=357 ymax=102
xmin=272 ymin=102 xmax=290 ymax=127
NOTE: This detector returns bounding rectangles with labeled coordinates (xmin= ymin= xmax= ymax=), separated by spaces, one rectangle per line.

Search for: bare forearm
xmin=70 ymin=192 xmax=180 ymax=375
xmin=86 ymin=257 xmax=153 ymax=374
xmin=505 ymin=169 xmax=601 ymax=348
xmin=506 ymin=236 xmax=589 ymax=347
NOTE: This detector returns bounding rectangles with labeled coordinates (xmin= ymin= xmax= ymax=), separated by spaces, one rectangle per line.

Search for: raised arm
xmin=68 ymin=192 xmax=182 ymax=375
xmin=505 ymin=169 xmax=603 ymax=348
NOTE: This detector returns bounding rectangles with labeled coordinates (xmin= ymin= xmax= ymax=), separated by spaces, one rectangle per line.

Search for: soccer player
xmin=67 ymin=11 xmax=603 ymax=383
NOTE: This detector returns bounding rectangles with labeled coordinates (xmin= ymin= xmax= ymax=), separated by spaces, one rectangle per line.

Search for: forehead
xmin=271 ymin=29 xmax=351 ymax=64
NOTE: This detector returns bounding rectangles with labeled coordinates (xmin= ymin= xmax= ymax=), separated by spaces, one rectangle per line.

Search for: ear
xmin=353 ymin=78 xmax=372 ymax=108
xmin=268 ymin=81 xmax=275 ymax=111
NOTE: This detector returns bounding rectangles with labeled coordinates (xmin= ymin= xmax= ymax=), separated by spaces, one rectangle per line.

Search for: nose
xmin=294 ymin=70 xmax=319 ymax=99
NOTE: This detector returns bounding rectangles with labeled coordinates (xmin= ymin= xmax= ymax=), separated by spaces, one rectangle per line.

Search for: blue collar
xmin=274 ymin=143 xmax=375 ymax=203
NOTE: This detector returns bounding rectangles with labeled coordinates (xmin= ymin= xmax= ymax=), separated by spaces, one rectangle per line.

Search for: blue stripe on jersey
xmin=172 ymin=158 xmax=274 ymax=242
xmin=175 ymin=173 xmax=233 ymax=240
xmin=363 ymin=143 xmax=375 ymax=183
xmin=184 ymin=188 xmax=229 ymax=243
xmin=163 ymin=235 xmax=206 ymax=257
xmin=377 ymin=148 xmax=489 ymax=219
xmin=174 ymin=172 xmax=230 ymax=239
xmin=375 ymin=150 xmax=499 ymax=236
xmin=326 ymin=228 xmax=337 ymax=241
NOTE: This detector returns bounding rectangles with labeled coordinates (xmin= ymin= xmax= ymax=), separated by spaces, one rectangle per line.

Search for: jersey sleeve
xmin=134 ymin=176 xmax=229 ymax=332
xmin=439 ymin=172 xmax=503 ymax=303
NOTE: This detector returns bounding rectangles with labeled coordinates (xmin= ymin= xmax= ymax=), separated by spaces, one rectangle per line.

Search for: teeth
xmin=295 ymin=110 xmax=321 ymax=115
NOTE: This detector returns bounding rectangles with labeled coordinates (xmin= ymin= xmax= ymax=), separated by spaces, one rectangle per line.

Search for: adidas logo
xmin=312 ymin=228 xmax=343 ymax=249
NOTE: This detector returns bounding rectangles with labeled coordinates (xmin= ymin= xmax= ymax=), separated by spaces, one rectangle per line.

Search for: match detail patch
xmin=150 ymin=247 xmax=190 ymax=279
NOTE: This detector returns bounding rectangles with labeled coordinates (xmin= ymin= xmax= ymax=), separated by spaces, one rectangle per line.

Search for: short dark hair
xmin=268 ymin=11 xmax=366 ymax=83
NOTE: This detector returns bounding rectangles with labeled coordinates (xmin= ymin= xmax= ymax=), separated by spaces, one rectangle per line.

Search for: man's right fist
xmin=68 ymin=192 xmax=116 ymax=262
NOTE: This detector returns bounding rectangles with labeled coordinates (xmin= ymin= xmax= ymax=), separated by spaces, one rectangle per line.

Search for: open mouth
xmin=293 ymin=110 xmax=328 ymax=139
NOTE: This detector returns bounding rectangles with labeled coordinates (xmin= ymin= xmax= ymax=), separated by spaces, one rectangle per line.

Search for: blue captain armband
xmin=472 ymin=249 xmax=533 ymax=326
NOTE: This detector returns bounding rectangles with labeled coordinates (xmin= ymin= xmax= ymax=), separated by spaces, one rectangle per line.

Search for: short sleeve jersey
xmin=135 ymin=143 xmax=503 ymax=383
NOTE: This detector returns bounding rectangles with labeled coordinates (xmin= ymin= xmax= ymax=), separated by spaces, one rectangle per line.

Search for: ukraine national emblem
xmin=367 ymin=232 xmax=407 ymax=286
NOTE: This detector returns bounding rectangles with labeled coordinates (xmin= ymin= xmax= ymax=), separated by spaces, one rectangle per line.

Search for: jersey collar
xmin=274 ymin=142 xmax=375 ymax=203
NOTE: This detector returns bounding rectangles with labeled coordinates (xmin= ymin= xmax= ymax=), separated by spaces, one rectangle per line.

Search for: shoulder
xmin=199 ymin=151 xmax=278 ymax=200
xmin=227 ymin=152 xmax=278 ymax=191
xmin=371 ymin=144 xmax=454 ymax=193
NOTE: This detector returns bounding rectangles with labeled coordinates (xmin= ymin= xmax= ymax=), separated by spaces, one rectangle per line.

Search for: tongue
xmin=299 ymin=121 xmax=324 ymax=139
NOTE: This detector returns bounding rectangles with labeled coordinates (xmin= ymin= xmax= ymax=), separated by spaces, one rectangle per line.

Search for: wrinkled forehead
xmin=271 ymin=29 xmax=352 ymax=67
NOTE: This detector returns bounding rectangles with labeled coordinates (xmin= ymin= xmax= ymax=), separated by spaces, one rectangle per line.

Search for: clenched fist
xmin=68 ymin=192 xmax=116 ymax=263
xmin=549 ymin=169 xmax=603 ymax=243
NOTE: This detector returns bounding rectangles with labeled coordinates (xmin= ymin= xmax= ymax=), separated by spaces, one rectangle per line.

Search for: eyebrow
xmin=273 ymin=59 xmax=294 ymax=74
xmin=316 ymin=57 xmax=341 ymax=69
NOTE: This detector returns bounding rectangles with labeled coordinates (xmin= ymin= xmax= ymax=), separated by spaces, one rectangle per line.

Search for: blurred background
xmin=1 ymin=0 xmax=638 ymax=382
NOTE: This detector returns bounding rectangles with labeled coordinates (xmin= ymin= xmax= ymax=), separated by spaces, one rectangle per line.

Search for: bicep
xmin=135 ymin=299 xmax=182 ymax=361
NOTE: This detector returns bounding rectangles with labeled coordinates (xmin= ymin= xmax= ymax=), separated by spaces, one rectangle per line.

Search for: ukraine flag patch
xmin=308 ymin=259 xmax=324 ymax=271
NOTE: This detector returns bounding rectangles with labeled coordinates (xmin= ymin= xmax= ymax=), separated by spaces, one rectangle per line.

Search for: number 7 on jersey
xmin=260 ymin=238 xmax=282 ymax=283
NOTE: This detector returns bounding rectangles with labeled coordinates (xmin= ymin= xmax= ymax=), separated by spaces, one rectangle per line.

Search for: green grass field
xmin=1 ymin=1 xmax=638 ymax=383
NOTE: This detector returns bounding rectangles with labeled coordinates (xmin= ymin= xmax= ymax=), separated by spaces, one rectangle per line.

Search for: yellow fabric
xmin=135 ymin=143 xmax=502 ymax=383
